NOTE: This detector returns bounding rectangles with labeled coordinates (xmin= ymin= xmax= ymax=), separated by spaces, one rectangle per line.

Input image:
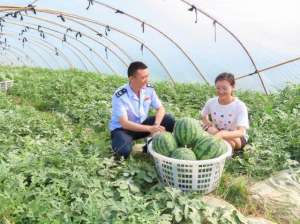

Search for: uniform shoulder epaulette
xmin=115 ymin=88 xmax=127 ymax=97
xmin=146 ymin=83 xmax=154 ymax=88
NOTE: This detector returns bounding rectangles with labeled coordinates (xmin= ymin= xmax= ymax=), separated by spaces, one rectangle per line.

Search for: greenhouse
xmin=0 ymin=1 xmax=299 ymax=223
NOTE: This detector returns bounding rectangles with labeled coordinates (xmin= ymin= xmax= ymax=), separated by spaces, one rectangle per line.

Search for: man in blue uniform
xmin=109 ymin=61 xmax=175 ymax=158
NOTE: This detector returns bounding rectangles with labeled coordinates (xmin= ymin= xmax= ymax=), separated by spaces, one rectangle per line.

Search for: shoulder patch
xmin=115 ymin=88 xmax=127 ymax=97
xmin=146 ymin=83 xmax=154 ymax=88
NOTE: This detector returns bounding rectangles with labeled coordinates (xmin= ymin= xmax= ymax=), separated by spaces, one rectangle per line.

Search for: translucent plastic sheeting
xmin=0 ymin=0 xmax=299 ymax=92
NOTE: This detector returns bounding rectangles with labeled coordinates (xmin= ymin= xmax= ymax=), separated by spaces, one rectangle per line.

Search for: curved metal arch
xmin=178 ymin=0 xmax=268 ymax=94
xmin=1 ymin=48 xmax=27 ymax=66
xmin=5 ymin=46 xmax=36 ymax=66
xmin=0 ymin=6 xmax=132 ymax=65
xmin=0 ymin=54 xmax=16 ymax=66
xmin=51 ymin=9 xmax=175 ymax=84
xmin=0 ymin=6 xmax=132 ymax=74
xmin=21 ymin=15 xmax=131 ymax=71
xmin=10 ymin=44 xmax=52 ymax=68
xmin=22 ymin=15 xmax=122 ymax=74
xmin=1 ymin=39 xmax=45 ymax=68
xmin=13 ymin=47 xmax=36 ymax=66
xmin=63 ymin=16 xmax=133 ymax=63
xmin=0 ymin=31 xmax=70 ymax=68
xmin=86 ymin=0 xmax=209 ymax=84
xmin=61 ymin=13 xmax=175 ymax=83
xmin=236 ymin=56 xmax=300 ymax=80
xmin=1 ymin=37 xmax=56 ymax=69
xmin=3 ymin=19 xmax=96 ymax=72
xmin=3 ymin=18 xmax=113 ymax=73
xmin=1 ymin=46 xmax=32 ymax=67
xmin=1 ymin=32 xmax=72 ymax=69
xmin=18 ymin=43 xmax=53 ymax=68
xmin=1 ymin=7 xmax=129 ymax=74
xmin=0 ymin=30 xmax=56 ymax=70
xmin=0 ymin=6 xmax=176 ymax=84
xmin=25 ymin=40 xmax=61 ymax=69
xmin=1 ymin=48 xmax=25 ymax=66
xmin=0 ymin=26 xmax=62 ymax=69
xmin=0 ymin=6 xmax=129 ymax=73
xmin=29 ymin=37 xmax=73 ymax=69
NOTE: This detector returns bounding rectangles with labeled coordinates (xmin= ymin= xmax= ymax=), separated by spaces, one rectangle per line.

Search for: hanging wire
xmin=1 ymin=6 xmax=126 ymax=74
xmin=4 ymin=19 xmax=92 ymax=71
xmin=23 ymin=13 xmax=128 ymax=71
xmin=213 ymin=20 xmax=217 ymax=42
xmin=1 ymin=31 xmax=69 ymax=68
xmin=0 ymin=2 xmax=299 ymax=92
xmin=188 ymin=5 xmax=198 ymax=23
xmin=179 ymin=0 xmax=268 ymax=94
xmin=89 ymin=0 xmax=208 ymax=84
xmin=0 ymin=5 xmax=178 ymax=84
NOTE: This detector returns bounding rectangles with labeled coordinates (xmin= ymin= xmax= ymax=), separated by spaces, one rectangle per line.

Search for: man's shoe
xmin=142 ymin=144 xmax=148 ymax=153
xmin=143 ymin=137 xmax=153 ymax=154
xmin=132 ymin=144 xmax=144 ymax=155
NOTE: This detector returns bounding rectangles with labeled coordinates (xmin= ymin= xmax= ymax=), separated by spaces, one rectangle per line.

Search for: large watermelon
xmin=171 ymin=147 xmax=197 ymax=160
xmin=152 ymin=132 xmax=177 ymax=156
xmin=174 ymin=117 xmax=205 ymax=147
xmin=193 ymin=136 xmax=226 ymax=160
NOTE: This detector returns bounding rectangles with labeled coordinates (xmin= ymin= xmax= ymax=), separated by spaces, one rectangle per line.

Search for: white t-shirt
xmin=201 ymin=97 xmax=249 ymax=137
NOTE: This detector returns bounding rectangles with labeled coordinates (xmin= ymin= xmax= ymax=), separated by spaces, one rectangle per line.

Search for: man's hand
xmin=148 ymin=125 xmax=165 ymax=135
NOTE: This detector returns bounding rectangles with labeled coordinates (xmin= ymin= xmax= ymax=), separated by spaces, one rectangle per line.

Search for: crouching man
xmin=109 ymin=61 xmax=175 ymax=158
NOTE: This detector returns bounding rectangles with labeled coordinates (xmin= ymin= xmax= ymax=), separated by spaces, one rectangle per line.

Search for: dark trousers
xmin=111 ymin=114 xmax=175 ymax=158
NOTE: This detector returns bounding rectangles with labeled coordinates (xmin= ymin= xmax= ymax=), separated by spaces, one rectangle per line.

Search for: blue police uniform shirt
xmin=109 ymin=83 xmax=162 ymax=131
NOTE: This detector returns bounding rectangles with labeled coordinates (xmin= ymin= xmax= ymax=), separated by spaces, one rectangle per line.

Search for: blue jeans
xmin=110 ymin=114 xmax=175 ymax=158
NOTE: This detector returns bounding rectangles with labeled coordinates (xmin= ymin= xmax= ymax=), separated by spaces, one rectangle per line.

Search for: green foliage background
xmin=0 ymin=66 xmax=299 ymax=223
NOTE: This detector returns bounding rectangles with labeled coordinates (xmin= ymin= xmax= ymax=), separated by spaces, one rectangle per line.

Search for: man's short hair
xmin=127 ymin=61 xmax=148 ymax=77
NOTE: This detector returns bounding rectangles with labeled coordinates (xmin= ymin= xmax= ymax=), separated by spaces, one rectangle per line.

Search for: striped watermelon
xmin=152 ymin=132 xmax=177 ymax=156
xmin=171 ymin=147 xmax=197 ymax=160
xmin=174 ymin=117 xmax=204 ymax=147
xmin=193 ymin=136 xmax=226 ymax=160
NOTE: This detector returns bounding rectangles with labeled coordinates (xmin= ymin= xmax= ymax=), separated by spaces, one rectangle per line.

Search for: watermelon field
xmin=0 ymin=66 xmax=300 ymax=223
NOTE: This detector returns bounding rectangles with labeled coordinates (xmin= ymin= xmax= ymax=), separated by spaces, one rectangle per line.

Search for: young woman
xmin=201 ymin=73 xmax=249 ymax=150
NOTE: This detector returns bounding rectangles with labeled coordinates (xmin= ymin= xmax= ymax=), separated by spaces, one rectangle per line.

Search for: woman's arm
xmin=214 ymin=127 xmax=246 ymax=139
xmin=202 ymin=115 xmax=211 ymax=126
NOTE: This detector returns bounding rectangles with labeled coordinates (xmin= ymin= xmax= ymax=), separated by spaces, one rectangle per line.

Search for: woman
xmin=201 ymin=73 xmax=249 ymax=150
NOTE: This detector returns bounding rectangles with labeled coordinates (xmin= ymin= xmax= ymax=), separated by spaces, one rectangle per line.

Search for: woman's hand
xmin=201 ymin=121 xmax=212 ymax=131
xmin=214 ymin=130 xmax=226 ymax=138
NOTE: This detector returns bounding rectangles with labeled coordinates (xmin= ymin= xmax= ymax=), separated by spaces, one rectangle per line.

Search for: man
xmin=109 ymin=61 xmax=175 ymax=158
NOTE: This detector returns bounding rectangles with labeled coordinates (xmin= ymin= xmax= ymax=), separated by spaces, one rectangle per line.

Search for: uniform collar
xmin=126 ymin=83 xmax=145 ymax=100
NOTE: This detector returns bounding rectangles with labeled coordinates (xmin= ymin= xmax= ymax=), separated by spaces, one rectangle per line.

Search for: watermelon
xmin=174 ymin=117 xmax=205 ymax=147
xmin=193 ymin=136 xmax=226 ymax=160
xmin=152 ymin=132 xmax=177 ymax=156
xmin=171 ymin=147 xmax=197 ymax=160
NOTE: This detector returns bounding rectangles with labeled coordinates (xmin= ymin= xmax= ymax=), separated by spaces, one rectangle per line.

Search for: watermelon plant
xmin=0 ymin=65 xmax=298 ymax=223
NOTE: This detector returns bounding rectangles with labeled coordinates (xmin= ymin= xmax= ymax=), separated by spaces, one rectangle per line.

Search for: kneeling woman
xmin=200 ymin=73 xmax=249 ymax=150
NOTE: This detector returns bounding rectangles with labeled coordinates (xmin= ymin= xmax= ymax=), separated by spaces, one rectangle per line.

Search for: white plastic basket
xmin=148 ymin=141 xmax=232 ymax=193
xmin=0 ymin=80 xmax=14 ymax=92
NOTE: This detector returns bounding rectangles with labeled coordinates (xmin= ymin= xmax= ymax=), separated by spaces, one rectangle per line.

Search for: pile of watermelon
xmin=152 ymin=117 xmax=228 ymax=161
